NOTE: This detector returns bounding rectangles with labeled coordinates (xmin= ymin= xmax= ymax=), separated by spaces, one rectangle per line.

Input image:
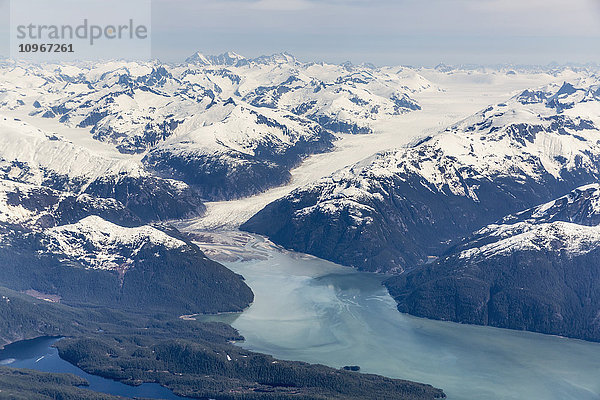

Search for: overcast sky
xmin=2 ymin=0 xmax=600 ymax=66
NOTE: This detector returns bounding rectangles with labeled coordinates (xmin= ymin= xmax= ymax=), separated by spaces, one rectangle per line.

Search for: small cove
xmin=0 ymin=337 xmax=186 ymax=399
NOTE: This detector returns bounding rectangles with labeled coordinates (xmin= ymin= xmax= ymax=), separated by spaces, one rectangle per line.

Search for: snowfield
xmin=42 ymin=215 xmax=186 ymax=270
xmin=178 ymin=65 xmax=588 ymax=230
xmin=0 ymin=54 xmax=596 ymax=229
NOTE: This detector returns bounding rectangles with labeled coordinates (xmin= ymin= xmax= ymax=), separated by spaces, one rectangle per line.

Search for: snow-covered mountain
xmin=0 ymin=178 xmax=141 ymax=230
xmin=0 ymin=195 xmax=253 ymax=313
xmin=0 ymin=53 xmax=429 ymax=200
xmin=0 ymin=115 xmax=205 ymax=221
xmin=451 ymin=184 xmax=600 ymax=262
xmin=242 ymin=80 xmax=600 ymax=272
xmin=0 ymin=122 xmax=253 ymax=312
xmin=143 ymin=99 xmax=334 ymax=199
xmin=0 ymin=53 xmax=438 ymax=315
xmin=385 ymin=184 xmax=600 ymax=342
xmin=186 ymin=50 xmax=250 ymax=66
xmin=3 ymin=54 xmax=600 ymax=344
xmin=41 ymin=215 xmax=187 ymax=270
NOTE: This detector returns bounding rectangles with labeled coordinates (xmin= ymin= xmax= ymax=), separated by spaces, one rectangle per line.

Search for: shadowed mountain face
xmin=0 ymin=162 xmax=445 ymax=400
xmin=242 ymin=81 xmax=600 ymax=273
xmin=0 ymin=116 xmax=205 ymax=222
xmin=385 ymin=184 xmax=600 ymax=342
xmin=0 ymin=220 xmax=254 ymax=314
xmin=0 ymin=180 xmax=253 ymax=314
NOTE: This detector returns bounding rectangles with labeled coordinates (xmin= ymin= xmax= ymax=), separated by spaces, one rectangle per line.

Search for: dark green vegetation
xmin=0 ymin=367 xmax=124 ymax=400
xmin=57 ymin=332 xmax=444 ymax=400
xmin=0 ymin=286 xmax=445 ymax=399
xmin=385 ymin=185 xmax=600 ymax=342
xmin=0 ymin=224 xmax=253 ymax=315
xmin=0 ymin=286 xmax=104 ymax=345
xmin=385 ymin=248 xmax=600 ymax=342
xmin=0 ymin=285 xmax=242 ymax=350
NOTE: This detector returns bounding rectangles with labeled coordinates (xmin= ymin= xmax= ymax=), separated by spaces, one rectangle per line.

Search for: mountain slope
xmin=143 ymin=99 xmax=335 ymax=199
xmin=385 ymin=184 xmax=600 ymax=341
xmin=242 ymin=80 xmax=600 ymax=272
xmin=0 ymin=115 xmax=205 ymax=221
xmin=0 ymin=179 xmax=140 ymax=228
xmin=0 ymin=54 xmax=428 ymax=200
xmin=0 ymin=182 xmax=253 ymax=313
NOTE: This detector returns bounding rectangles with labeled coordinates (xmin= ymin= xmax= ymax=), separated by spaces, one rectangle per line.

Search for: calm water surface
xmin=0 ymin=337 xmax=186 ymax=399
xmin=214 ymin=237 xmax=600 ymax=400
xmin=5 ymin=234 xmax=600 ymax=400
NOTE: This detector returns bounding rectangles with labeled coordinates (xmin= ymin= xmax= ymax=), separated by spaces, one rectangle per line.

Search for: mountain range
xmin=1 ymin=53 xmax=428 ymax=201
xmin=0 ymin=178 xmax=253 ymax=314
xmin=242 ymin=80 xmax=600 ymax=273
xmin=2 ymin=52 xmax=600 ymax=397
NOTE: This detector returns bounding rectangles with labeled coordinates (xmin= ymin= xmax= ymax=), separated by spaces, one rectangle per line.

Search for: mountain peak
xmin=555 ymin=81 xmax=578 ymax=97
xmin=251 ymin=52 xmax=297 ymax=65
xmin=42 ymin=215 xmax=187 ymax=270
xmin=186 ymin=51 xmax=300 ymax=66
xmin=186 ymin=51 xmax=247 ymax=66
xmin=185 ymin=51 xmax=212 ymax=65
xmin=504 ymin=184 xmax=600 ymax=227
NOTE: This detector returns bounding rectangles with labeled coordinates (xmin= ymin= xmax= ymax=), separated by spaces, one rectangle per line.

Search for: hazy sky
xmin=2 ymin=0 xmax=600 ymax=66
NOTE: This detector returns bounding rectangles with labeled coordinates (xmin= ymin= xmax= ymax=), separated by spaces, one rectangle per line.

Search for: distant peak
xmin=185 ymin=51 xmax=211 ymax=65
xmin=338 ymin=61 xmax=380 ymax=72
xmin=224 ymin=51 xmax=245 ymax=59
xmin=185 ymin=51 xmax=247 ymax=66
xmin=554 ymin=81 xmax=578 ymax=97
xmin=434 ymin=63 xmax=454 ymax=72
xmin=251 ymin=52 xmax=297 ymax=65
xmin=186 ymin=51 xmax=300 ymax=66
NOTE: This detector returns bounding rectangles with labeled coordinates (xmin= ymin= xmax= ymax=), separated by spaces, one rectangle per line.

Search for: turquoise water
xmin=220 ymin=241 xmax=600 ymax=400
xmin=0 ymin=337 xmax=186 ymax=399
xmin=5 ymin=236 xmax=600 ymax=400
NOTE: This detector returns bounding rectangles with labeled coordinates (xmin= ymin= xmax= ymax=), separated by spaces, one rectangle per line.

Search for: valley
xmin=1 ymin=53 xmax=600 ymax=399
xmin=181 ymin=66 xmax=574 ymax=230
xmin=187 ymin=231 xmax=600 ymax=400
